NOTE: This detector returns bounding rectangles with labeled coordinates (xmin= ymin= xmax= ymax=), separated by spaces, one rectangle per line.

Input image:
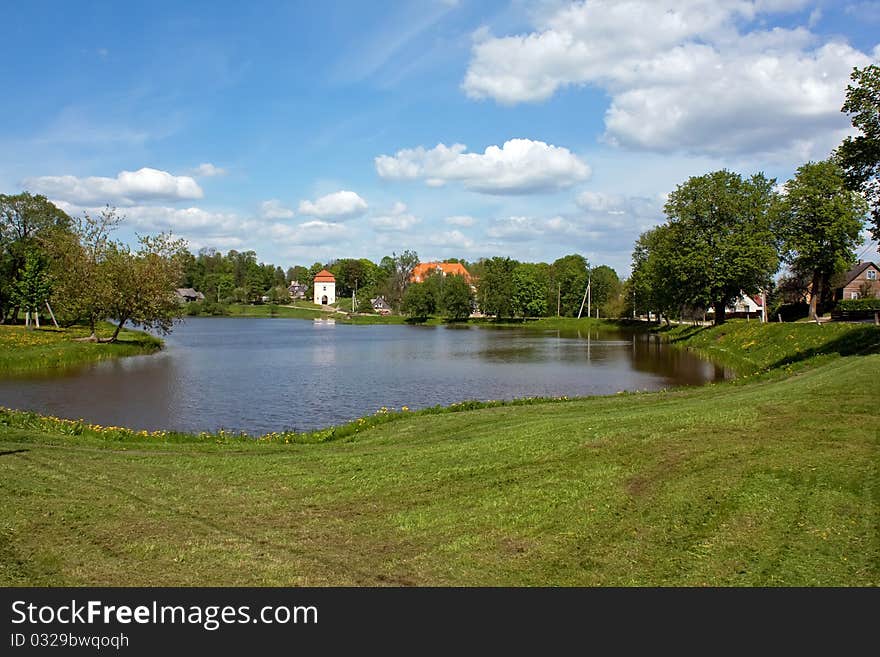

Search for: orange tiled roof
xmin=410 ymin=262 xmax=472 ymax=283
xmin=313 ymin=269 xmax=336 ymax=282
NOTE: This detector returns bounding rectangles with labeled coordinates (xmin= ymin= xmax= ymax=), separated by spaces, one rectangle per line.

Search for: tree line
xmin=629 ymin=65 xmax=879 ymax=325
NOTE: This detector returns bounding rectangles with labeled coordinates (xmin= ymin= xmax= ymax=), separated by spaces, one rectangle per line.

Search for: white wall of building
xmin=315 ymin=281 xmax=335 ymax=305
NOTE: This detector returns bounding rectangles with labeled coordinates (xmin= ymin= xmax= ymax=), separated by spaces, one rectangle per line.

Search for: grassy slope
xmin=0 ymin=322 xmax=877 ymax=586
xmin=0 ymin=324 xmax=162 ymax=376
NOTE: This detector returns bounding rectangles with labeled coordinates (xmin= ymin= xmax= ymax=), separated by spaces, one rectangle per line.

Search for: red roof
xmin=313 ymin=269 xmax=336 ymax=282
xmin=410 ymin=262 xmax=472 ymax=283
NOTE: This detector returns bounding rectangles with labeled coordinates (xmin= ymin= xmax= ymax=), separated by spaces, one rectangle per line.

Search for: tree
xmin=401 ymin=281 xmax=435 ymax=320
xmin=51 ymin=207 xmax=120 ymax=339
xmin=512 ymin=264 xmax=548 ymax=317
xmin=477 ymin=257 xmax=518 ymax=318
xmin=662 ymin=170 xmax=779 ymax=324
xmin=550 ymin=254 xmax=589 ymax=316
xmin=0 ymin=192 xmax=71 ymax=322
xmin=836 ymin=64 xmax=880 ymax=240
xmin=589 ymin=265 xmax=621 ymax=317
xmin=628 ymin=226 xmax=678 ymax=320
xmin=775 ymin=160 xmax=867 ymax=320
xmin=439 ymin=275 xmax=474 ymax=320
xmin=103 ymin=232 xmax=188 ymax=341
xmin=11 ymin=251 xmax=52 ymax=328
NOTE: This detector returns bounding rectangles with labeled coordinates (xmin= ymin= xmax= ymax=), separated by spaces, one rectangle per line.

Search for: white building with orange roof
xmin=410 ymin=262 xmax=472 ymax=284
xmin=313 ymin=269 xmax=336 ymax=305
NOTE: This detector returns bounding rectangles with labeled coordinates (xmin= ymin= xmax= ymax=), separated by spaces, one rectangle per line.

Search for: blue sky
xmin=2 ymin=0 xmax=879 ymax=274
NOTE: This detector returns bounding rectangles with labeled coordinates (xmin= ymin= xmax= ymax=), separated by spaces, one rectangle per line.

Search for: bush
xmin=769 ymin=302 xmax=809 ymax=322
xmin=837 ymin=298 xmax=880 ymax=311
xmin=185 ymin=302 xmax=203 ymax=316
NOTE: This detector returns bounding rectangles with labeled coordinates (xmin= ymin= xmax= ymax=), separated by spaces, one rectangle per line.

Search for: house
xmin=370 ymin=296 xmax=392 ymax=315
xmin=836 ymin=261 xmax=880 ymax=300
xmin=705 ymin=292 xmax=764 ymax=319
xmin=410 ymin=262 xmax=472 ymax=284
xmin=313 ymin=269 xmax=336 ymax=305
xmin=175 ymin=288 xmax=205 ymax=303
xmin=288 ymin=280 xmax=308 ymax=300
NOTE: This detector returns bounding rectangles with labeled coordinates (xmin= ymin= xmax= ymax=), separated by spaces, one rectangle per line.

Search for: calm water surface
xmin=0 ymin=318 xmax=730 ymax=434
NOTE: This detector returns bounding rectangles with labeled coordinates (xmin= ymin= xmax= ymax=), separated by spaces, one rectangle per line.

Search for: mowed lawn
xmin=1 ymin=350 xmax=877 ymax=586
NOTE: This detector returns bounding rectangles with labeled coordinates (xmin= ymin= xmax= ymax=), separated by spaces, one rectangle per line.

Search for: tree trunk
xmin=110 ymin=317 xmax=129 ymax=343
xmin=713 ymin=301 xmax=726 ymax=325
xmin=809 ymin=272 xmax=822 ymax=322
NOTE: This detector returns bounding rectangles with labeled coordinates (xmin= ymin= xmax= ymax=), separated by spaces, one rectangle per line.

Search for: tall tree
xmin=439 ymin=274 xmax=474 ymax=320
xmin=477 ymin=257 xmax=518 ymax=318
xmin=103 ymin=232 xmax=188 ymax=341
xmin=0 ymin=192 xmax=71 ymax=322
xmin=52 ymin=207 xmax=120 ymax=339
xmin=775 ymin=160 xmax=867 ymax=320
xmin=663 ymin=170 xmax=779 ymax=324
xmin=589 ymin=265 xmax=622 ymax=317
xmin=512 ymin=263 xmax=548 ymax=317
xmin=836 ymin=64 xmax=880 ymax=240
xmin=11 ymin=251 xmax=52 ymax=328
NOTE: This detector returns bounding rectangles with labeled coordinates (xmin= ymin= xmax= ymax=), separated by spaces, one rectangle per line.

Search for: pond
xmin=0 ymin=318 xmax=730 ymax=434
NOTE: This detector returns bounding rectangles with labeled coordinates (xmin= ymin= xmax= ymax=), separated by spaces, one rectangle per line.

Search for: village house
xmin=174 ymin=288 xmax=205 ymax=304
xmin=313 ymin=269 xmax=336 ymax=305
xmin=836 ymin=261 xmax=880 ymax=300
xmin=410 ymin=262 xmax=472 ymax=284
xmin=370 ymin=296 xmax=392 ymax=315
xmin=287 ymin=280 xmax=308 ymax=300
xmin=706 ymin=292 xmax=765 ymax=319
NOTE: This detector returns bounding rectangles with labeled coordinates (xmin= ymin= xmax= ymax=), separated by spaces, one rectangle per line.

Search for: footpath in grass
xmin=0 ymin=321 xmax=877 ymax=586
xmin=0 ymin=324 xmax=161 ymax=376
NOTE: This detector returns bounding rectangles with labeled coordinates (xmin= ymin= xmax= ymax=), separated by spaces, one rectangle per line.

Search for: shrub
xmin=837 ymin=298 xmax=880 ymax=311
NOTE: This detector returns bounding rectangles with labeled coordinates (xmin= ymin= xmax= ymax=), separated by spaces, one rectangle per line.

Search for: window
xmin=867 ymin=269 xmax=877 ymax=281
xmin=851 ymin=292 xmax=858 ymax=299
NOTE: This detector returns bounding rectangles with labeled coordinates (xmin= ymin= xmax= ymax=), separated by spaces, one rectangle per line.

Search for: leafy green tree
xmin=401 ymin=281 xmax=435 ymax=320
xmin=628 ymin=226 xmax=678 ymax=320
xmin=589 ymin=265 xmax=621 ymax=317
xmin=103 ymin=232 xmax=188 ymax=341
xmin=836 ymin=64 xmax=880 ymax=240
xmin=550 ymin=254 xmax=589 ymax=316
xmin=0 ymin=192 xmax=71 ymax=322
xmin=439 ymin=274 xmax=473 ymax=320
xmin=52 ymin=207 xmax=120 ymax=338
xmin=477 ymin=257 xmax=518 ymax=318
xmin=663 ymin=170 xmax=779 ymax=324
xmin=11 ymin=251 xmax=52 ymax=328
xmin=775 ymin=160 xmax=867 ymax=319
xmin=512 ymin=264 xmax=548 ymax=317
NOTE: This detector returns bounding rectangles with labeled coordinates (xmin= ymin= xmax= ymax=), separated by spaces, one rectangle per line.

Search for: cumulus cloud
xmin=444 ymin=215 xmax=476 ymax=226
xmin=298 ymin=190 xmax=368 ymax=220
xmin=260 ymin=199 xmax=295 ymax=219
xmin=370 ymin=201 xmax=421 ymax=232
xmin=375 ymin=138 xmax=590 ymax=194
xmin=24 ymin=167 xmax=204 ymax=206
xmin=190 ymin=162 xmax=227 ymax=177
xmin=462 ymin=1 xmax=874 ymax=158
xmin=428 ymin=229 xmax=475 ymax=249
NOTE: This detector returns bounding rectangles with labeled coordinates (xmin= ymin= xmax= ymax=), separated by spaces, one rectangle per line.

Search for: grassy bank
xmin=0 ymin=322 xmax=877 ymax=585
xmin=0 ymin=324 xmax=162 ymax=376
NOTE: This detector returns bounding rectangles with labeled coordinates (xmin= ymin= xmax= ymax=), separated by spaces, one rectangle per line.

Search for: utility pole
xmin=577 ymin=275 xmax=590 ymax=319
xmin=557 ymin=283 xmax=561 ymax=317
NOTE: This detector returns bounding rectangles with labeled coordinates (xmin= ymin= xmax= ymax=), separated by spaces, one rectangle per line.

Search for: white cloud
xmin=463 ymin=1 xmax=873 ymax=159
xmin=444 ymin=214 xmax=476 ymax=226
xmin=370 ymin=201 xmax=421 ymax=232
xmin=260 ymin=199 xmax=295 ymax=219
xmin=191 ymin=162 xmax=227 ymax=177
xmin=428 ymin=229 xmax=475 ymax=249
xmin=298 ymin=190 xmax=368 ymax=220
xmin=375 ymin=138 xmax=590 ymax=194
xmin=24 ymin=167 xmax=203 ymax=205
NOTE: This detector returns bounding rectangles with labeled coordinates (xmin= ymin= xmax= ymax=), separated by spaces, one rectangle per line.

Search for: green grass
xmin=0 ymin=321 xmax=877 ymax=586
xmin=0 ymin=324 xmax=162 ymax=376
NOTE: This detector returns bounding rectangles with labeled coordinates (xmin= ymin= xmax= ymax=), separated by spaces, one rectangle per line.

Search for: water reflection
xmin=0 ymin=318 xmax=730 ymax=434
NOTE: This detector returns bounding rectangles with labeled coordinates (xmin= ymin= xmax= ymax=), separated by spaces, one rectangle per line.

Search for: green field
xmin=0 ymin=324 xmax=162 ymax=376
xmin=0 ymin=321 xmax=878 ymax=585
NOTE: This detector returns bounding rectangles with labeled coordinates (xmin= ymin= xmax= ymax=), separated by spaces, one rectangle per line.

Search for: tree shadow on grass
xmin=769 ymin=325 xmax=880 ymax=370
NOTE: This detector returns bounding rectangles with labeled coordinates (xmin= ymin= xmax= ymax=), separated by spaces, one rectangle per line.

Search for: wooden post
xmin=875 ymin=312 xmax=879 ymax=326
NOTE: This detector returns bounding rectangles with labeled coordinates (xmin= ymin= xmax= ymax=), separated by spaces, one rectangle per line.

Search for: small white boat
xmin=313 ymin=317 xmax=336 ymax=325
